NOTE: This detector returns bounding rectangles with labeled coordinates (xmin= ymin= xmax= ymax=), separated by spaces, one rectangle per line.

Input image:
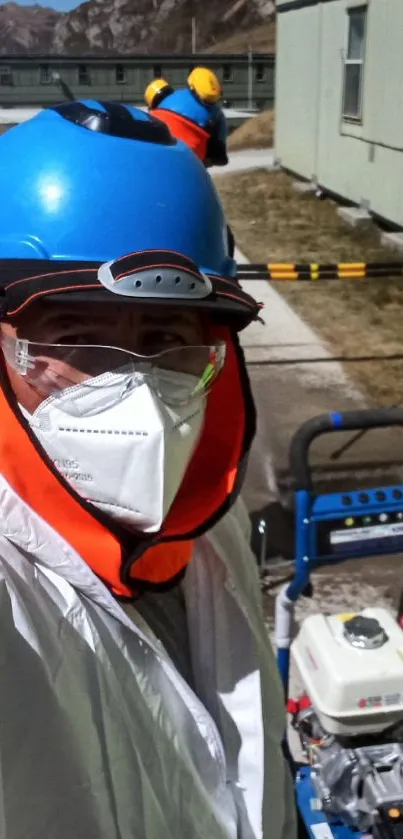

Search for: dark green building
xmin=0 ymin=53 xmax=275 ymax=110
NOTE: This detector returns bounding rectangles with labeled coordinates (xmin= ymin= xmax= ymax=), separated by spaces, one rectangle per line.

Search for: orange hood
xmin=0 ymin=330 xmax=255 ymax=597
xmin=150 ymin=109 xmax=210 ymax=162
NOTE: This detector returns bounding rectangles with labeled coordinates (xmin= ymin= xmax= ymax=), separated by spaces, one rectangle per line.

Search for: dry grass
xmin=205 ymin=21 xmax=276 ymax=54
xmin=216 ymin=169 xmax=403 ymax=406
xmin=228 ymin=109 xmax=274 ymax=151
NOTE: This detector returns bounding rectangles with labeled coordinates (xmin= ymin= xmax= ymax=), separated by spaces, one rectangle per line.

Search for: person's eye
xmin=140 ymin=330 xmax=187 ymax=355
xmin=57 ymin=334 xmax=88 ymax=345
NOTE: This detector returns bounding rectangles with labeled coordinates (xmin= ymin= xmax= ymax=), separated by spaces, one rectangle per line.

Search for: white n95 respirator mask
xmin=20 ymin=369 xmax=205 ymax=533
xmin=3 ymin=337 xmax=226 ymax=533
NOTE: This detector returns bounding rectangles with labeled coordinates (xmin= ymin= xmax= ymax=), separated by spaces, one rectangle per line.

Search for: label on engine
xmin=357 ymin=692 xmax=403 ymax=709
xmin=311 ymin=823 xmax=334 ymax=839
xmin=330 ymin=521 xmax=403 ymax=552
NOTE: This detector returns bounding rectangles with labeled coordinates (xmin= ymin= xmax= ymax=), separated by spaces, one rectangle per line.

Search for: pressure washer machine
xmin=276 ymin=408 xmax=403 ymax=839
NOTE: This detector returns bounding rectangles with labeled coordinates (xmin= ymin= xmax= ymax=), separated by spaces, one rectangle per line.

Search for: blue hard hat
xmin=154 ymin=88 xmax=226 ymax=136
xmin=0 ymin=101 xmax=229 ymax=271
xmin=0 ymin=101 xmax=257 ymax=329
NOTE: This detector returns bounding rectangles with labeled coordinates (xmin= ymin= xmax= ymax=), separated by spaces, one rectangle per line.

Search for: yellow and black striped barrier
xmin=236 ymin=262 xmax=403 ymax=281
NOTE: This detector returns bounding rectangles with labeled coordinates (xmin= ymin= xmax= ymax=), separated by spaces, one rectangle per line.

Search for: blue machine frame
xmin=276 ymin=408 xmax=403 ymax=839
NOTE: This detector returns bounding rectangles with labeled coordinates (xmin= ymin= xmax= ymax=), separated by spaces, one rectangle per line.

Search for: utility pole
xmin=247 ymin=45 xmax=253 ymax=110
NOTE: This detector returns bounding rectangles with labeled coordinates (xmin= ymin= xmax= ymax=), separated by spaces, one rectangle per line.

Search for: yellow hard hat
xmin=188 ymin=67 xmax=222 ymax=105
xmin=144 ymin=78 xmax=171 ymax=109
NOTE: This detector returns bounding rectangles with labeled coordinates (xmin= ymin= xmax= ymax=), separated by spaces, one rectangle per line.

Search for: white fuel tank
xmin=291 ymin=608 xmax=403 ymax=736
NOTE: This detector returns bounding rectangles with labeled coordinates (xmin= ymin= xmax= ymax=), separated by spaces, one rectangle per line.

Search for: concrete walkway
xmin=0 ymin=107 xmax=41 ymax=124
xmin=210 ymin=148 xmax=275 ymax=176
xmin=235 ymin=245 xmax=368 ymax=512
xmin=211 ymin=154 xmax=402 ymax=510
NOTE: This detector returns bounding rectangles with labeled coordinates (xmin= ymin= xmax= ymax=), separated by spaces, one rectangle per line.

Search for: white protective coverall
xmin=0 ymin=473 xmax=296 ymax=839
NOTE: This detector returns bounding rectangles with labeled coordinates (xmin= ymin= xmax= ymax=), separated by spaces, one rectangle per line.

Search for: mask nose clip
xmin=120 ymin=374 xmax=142 ymax=399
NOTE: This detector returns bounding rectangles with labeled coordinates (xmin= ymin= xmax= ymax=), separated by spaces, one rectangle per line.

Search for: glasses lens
xmin=1 ymin=336 xmax=226 ymax=413
xmin=11 ymin=339 xmax=139 ymax=392
xmin=154 ymin=344 xmax=226 ymax=406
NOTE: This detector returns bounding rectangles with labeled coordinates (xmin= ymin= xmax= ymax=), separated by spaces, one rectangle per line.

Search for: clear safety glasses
xmin=1 ymin=334 xmax=226 ymax=412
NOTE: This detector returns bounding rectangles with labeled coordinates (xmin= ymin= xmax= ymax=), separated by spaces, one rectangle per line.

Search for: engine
xmin=290 ymin=608 xmax=403 ymax=833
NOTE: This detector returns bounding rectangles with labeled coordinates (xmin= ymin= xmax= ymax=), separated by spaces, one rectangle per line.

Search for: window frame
xmin=39 ymin=64 xmax=53 ymax=85
xmin=255 ymin=64 xmax=266 ymax=83
xmin=115 ymin=64 xmax=126 ymax=85
xmin=222 ymin=64 xmax=233 ymax=83
xmin=77 ymin=64 xmax=91 ymax=86
xmin=342 ymin=4 xmax=368 ymax=122
xmin=0 ymin=65 xmax=13 ymax=87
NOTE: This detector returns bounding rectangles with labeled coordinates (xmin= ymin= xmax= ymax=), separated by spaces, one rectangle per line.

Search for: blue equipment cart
xmin=276 ymin=408 xmax=403 ymax=839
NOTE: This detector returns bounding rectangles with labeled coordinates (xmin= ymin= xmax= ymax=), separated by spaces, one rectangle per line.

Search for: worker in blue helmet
xmin=145 ymin=67 xmax=229 ymax=167
xmin=144 ymin=69 xmax=234 ymax=256
xmin=0 ymin=101 xmax=295 ymax=839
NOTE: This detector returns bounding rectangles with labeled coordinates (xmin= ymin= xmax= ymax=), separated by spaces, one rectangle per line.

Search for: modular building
xmin=0 ymin=52 xmax=275 ymax=112
xmin=275 ymin=0 xmax=403 ymax=228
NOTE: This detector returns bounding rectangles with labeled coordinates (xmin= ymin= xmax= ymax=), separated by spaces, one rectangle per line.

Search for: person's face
xmin=0 ymin=300 xmax=208 ymax=414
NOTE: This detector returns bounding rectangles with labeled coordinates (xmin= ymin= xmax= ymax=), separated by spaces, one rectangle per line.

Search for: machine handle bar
xmin=290 ymin=408 xmax=403 ymax=491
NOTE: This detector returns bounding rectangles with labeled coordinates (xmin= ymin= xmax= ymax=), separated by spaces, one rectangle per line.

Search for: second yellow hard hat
xmin=144 ymin=78 xmax=172 ymax=109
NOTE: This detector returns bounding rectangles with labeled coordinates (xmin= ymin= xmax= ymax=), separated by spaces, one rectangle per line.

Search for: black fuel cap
xmin=343 ymin=615 xmax=388 ymax=649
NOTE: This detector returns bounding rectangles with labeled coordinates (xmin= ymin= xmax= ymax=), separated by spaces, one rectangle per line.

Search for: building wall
xmin=0 ymin=54 xmax=275 ymax=112
xmin=276 ymin=0 xmax=403 ymax=228
xmin=275 ymin=3 xmax=322 ymax=179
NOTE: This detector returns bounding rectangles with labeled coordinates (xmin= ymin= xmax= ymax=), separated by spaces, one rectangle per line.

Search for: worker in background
xmin=145 ymin=67 xmax=235 ymax=257
xmin=0 ymin=100 xmax=295 ymax=839
xmin=145 ymin=66 xmax=229 ymax=168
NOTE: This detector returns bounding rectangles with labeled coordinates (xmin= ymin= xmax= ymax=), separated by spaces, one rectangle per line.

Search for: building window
xmin=153 ymin=64 xmax=162 ymax=78
xmin=115 ymin=64 xmax=126 ymax=84
xmin=223 ymin=64 xmax=233 ymax=82
xmin=255 ymin=65 xmax=266 ymax=82
xmin=78 ymin=64 xmax=90 ymax=85
xmin=342 ymin=5 xmax=367 ymax=120
xmin=0 ymin=65 xmax=13 ymax=86
xmin=40 ymin=64 xmax=53 ymax=85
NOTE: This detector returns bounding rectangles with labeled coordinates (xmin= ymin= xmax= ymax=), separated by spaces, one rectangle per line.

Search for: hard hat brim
xmin=0 ymin=252 xmax=259 ymax=332
xmin=46 ymin=290 xmax=256 ymax=331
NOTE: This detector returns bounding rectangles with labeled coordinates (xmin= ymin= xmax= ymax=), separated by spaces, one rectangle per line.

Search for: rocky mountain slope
xmin=207 ymin=20 xmax=276 ymax=54
xmin=0 ymin=0 xmax=275 ymax=54
xmin=0 ymin=3 xmax=59 ymax=54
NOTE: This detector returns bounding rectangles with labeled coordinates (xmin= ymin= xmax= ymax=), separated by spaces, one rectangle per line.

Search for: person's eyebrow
xmin=38 ymin=310 xmax=112 ymax=328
